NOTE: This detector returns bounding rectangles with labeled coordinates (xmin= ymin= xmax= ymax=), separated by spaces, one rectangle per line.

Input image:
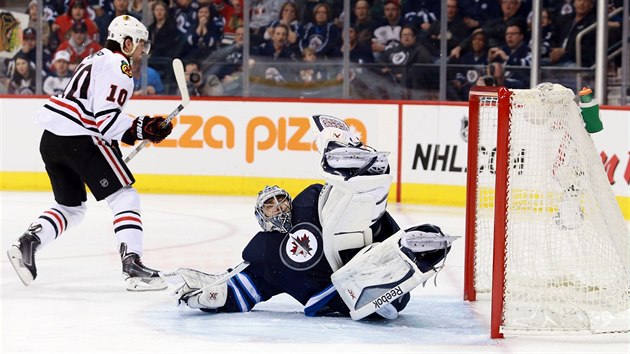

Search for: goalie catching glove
xmin=121 ymin=115 xmax=173 ymax=145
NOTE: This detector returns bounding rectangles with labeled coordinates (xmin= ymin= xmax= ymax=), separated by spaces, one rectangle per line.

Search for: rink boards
xmin=0 ymin=96 xmax=628 ymax=218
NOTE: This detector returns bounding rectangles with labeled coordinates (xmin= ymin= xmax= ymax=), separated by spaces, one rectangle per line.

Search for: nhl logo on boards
xmin=279 ymin=222 xmax=323 ymax=271
xmin=460 ymin=115 xmax=469 ymax=142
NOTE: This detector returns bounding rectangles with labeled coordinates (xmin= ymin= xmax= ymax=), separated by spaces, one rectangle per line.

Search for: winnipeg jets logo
xmin=279 ymin=222 xmax=323 ymax=271
xmin=391 ymin=51 xmax=409 ymax=65
xmin=290 ymin=233 xmax=313 ymax=257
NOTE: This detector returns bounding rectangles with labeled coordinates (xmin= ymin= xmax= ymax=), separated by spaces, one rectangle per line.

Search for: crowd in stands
xmin=0 ymin=0 xmax=625 ymax=100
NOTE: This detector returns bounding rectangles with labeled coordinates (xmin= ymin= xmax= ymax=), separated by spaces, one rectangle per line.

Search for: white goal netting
xmin=472 ymin=84 xmax=630 ymax=333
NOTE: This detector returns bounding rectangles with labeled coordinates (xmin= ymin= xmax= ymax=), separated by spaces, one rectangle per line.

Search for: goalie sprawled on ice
xmin=167 ymin=114 xmax=458 ymax=320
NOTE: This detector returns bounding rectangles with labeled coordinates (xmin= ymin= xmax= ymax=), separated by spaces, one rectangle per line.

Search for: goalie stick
xmin=188 ymin=261 xmax=250 ymax=296
xmin=124 ymin=58 xmax=190 ymax=163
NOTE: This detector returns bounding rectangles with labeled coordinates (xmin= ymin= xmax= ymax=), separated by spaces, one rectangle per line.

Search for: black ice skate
xmin=7 ymin=224 xmax=42 ymax=286
xmin=120 ymin=243 xmax=167 ymax=291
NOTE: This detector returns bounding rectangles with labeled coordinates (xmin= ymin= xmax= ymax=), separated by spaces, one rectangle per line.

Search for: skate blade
xmin=125 ymin=276 xmax=168 ymax=291
xmin=6 ymin=247 xmax=34 ymax=286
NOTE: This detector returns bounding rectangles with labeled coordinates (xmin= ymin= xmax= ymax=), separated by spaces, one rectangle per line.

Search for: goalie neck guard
xmin=255 ymin=186 xmax=292 ymax=233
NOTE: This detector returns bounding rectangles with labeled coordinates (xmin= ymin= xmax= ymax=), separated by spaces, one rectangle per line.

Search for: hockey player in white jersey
xmin=7 ymin=15 xmax=173 ymax=291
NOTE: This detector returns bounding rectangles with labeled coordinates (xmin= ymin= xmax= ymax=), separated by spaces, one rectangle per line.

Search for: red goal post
xmin=463 ymin=84 xmax=629 ymax=339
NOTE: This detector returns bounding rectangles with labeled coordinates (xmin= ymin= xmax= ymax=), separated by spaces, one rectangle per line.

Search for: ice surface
xmin=2 ymin=191 xmax=628 ymax=353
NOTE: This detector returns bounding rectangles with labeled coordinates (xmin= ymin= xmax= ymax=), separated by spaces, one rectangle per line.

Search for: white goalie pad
xmin=166 ymin=268 xmax=229 ymax=310
xmin=318 ymin=172 xmax=393 ymax=271
xmin=331 ymin=231 xmax=436 ymax=321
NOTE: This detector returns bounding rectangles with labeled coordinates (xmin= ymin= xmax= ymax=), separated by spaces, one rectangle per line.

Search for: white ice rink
xmin=1 ymin=191 xmax=628 ymax=353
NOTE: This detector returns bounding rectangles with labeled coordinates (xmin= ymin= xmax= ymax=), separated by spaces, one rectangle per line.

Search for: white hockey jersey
xmin=36 ymin=48 xmax=135 ymax=143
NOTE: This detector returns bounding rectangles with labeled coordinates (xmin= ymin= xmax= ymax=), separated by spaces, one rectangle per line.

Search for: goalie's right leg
xmin=330 ymin=225 xmax=457 ymax=320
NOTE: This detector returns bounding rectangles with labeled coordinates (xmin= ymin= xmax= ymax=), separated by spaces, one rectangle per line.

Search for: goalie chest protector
xmin=242 ymin=184 xmax=401 ymax=315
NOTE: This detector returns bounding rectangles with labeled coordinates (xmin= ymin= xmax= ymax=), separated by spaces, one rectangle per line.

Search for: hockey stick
xmin=188 ymin=261 xmax=250 ymax=296
xmin=124 ymin=58 xmax=190 ymax=163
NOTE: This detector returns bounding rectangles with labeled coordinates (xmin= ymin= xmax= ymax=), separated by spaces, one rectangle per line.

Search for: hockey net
xmin=463 ymin=84 xmax=630 ymax=338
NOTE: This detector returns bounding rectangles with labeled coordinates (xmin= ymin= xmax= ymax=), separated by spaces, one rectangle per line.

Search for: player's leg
xmin=77 ymin=136 xmax=165 ymax=291
xmin=7 ymin=131 xmax=88 ymax=286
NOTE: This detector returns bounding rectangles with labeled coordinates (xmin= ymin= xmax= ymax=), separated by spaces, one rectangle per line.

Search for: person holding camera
xmin=185 ymin=60 xmax=223 ymax=96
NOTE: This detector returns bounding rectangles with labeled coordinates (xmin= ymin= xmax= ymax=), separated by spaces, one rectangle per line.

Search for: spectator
xmin=250 ymin=0 xmax=284 ymax=45
xmin=42 ymin=0 xmax=67 ymax=19
xmin=487 ymin=19 xmax=530 ymax=88
xmin=377 ymin=25 xmax=434 ymax=98
xmin=450 ymin=0 xmax=524 ymax=59
xmin=89 ymin=0 xmax=112 ymax=17
xmin=298 ymin=47 xmax=327 ymax=84
xmin=372 ymin=0 xmax=405 ymax=61
xmin=128 ymin=0 xmax=155 ymax=23
xmin=187 ymin=5 xmax=224 ymax=63
xmin=132 ymin=63 xmax=165 ymax=95
xmin=252 ymin=23 xmax=298 ymax=82
xmin=425 ymin=0 xmax=471 ymax=59
xmin=448 ymin=28 xmax=487 ymax=101
xmin=56 ymin=21 xmax=103 ymax=71
xmin=403 ymin=0 xmax=440 ymax=34
xmin=222 ymin=0 xmax=244 ymax=43
xmin=478 ymin=62 xmax=504 ymax=86
xmin=549 ymin=0 xmax=596 ymax=68
xmin=43 ymin=50 xmax=72 ymax=96
xmin=148 ymin=1 xmax=184 ymax=60
xmin=211 ymin=0 xmax=240 ymax=44
xmin=27 ymin=0 xmax=55 ymax=52
xmin=206 ymin=26 xmax=246 ymax=95
xmin=347 ymin=26 xmax=375 ymax=65
xmin=171 ymin=0 xmax=200 ymax=36
xmin=458 ymin=0 xmax=501 ymax=30
xmin=8 ymin=54 xmax=37 ymax=95
xmin=148 ymin=0 xmax=186 ymax=85
xmin=351 ymin=0 xmax=373 ymax=46
xmin=296 ymin=0 xmax=343 ymax=25
xmin=53 ymin=0 xmax=100 ymax=44
xmin=340 ymin=25 xmax=375 ymax=99
xmin=264 ymin=2 xmax=300 ymax=47
xmin=299 ymin=3 xmax=341 ymax=58
xmin=95 ymin=0 xmax=139 ymax=46
xmin=12 ymin=28 xmax=51 ymax=72
xmin=529 ymin=7 xmax=554 ymax=65
xmin=185 ymin=60 xmax=223 ymax=96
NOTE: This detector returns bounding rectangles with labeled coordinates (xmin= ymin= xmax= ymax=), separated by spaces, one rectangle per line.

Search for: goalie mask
xmin=255 ymin=186 xmax=292 ymax=233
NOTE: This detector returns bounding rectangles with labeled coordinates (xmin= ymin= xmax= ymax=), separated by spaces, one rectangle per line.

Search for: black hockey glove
xmin=121 ymin=115 xmax=173 ymax=145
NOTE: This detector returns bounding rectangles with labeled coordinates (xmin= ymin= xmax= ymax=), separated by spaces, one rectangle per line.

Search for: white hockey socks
xmin=106 ymin=186 xmax=143 ymax=256
xmin=33 ymin=203 xmax=87 ymax=247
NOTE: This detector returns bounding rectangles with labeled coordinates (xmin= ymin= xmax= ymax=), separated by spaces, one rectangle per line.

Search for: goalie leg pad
xmin=319 ymin=173 xmax=393 ymax=271
xmin=331 ymin=231 xmax=436 ymax=320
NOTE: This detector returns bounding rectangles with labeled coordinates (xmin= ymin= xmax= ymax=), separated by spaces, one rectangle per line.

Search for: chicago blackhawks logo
xmin=279 ymin=222 xmax=323 ymax=271
xmin=121 ymin=61 xmax=132 ymax=78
